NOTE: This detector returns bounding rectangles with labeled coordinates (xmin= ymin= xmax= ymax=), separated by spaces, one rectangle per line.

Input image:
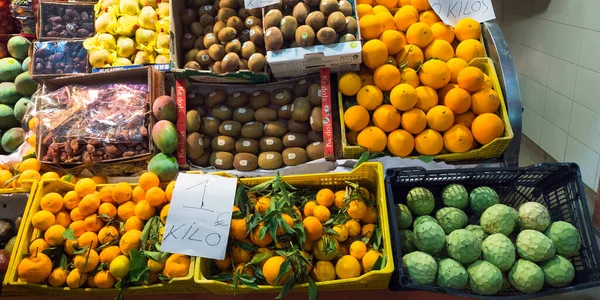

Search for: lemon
xmin=148 ymin=259 xmax=165 ymax=272
xmin=109 ymin=255 xmax=130 ymax=278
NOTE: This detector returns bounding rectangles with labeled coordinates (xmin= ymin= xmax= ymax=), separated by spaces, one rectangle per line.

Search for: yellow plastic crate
xmin=339 ymin=57 xmax=513 ymax=160
xmin=4 ymin=179 xmax=205 ymax=296
xmin=194 ymin=162 xmax=394 ymax=294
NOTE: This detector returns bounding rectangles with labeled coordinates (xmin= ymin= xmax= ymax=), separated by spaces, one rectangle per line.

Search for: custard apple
xmin=396 ymin=203 xmax=413 ymax=229
xmin=407 ymin=187 xmax=435 ymax=216
xmin=482 ymin=233 xmax=515 ymax=271
xmin=545 ymin=221 xmax=581 ymax=258
xmin=413 ymin=215 xmax=437 ymax=228
xmin=442 ymin=184 xmax=468 ymax=209
xmin=465 ymin=225 xmax=488 ymax=245
xmin=516 ymin=230 xmax=556 ymax=262
xmin=508 ymin=259 xmax=544 ymax=293
xmin=402 ymin=251 xmax=437 ymax=285
xmin=467 ymin=260 xmax=503 ymax=295
xmin=447 ymin=229 xmax=481 ymax=264
xmin=413 ymin=221 xmax=446 ymax=255
xmin=399 ymin=229 xmax=417 ymax=254
xmin=469 ymin=187 xmax=499 ymax=215
xmin=518 ymin=202 xmax=551 ymax=232
xmin=436 ymin=207 xmax=468 ymax=234
xmin=480 ymin=204 xmax=518 ymax=235
xmin=540 ymin=255 xmax=575 ymax=287
xmin=437 ymin=258 xmax=468 ymax=289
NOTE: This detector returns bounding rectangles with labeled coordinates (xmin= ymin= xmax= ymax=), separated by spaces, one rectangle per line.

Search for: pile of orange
xmin=17 ymin=172 xmax=187 ymax=290
xmin=339 ymin=3 xmax=504 ymax=157
xmin=214 ymin=183 xmax=383 ymax=291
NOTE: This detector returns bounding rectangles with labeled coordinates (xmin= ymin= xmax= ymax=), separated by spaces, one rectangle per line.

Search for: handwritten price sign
xmin=161 ymin=173 xmax=237 ymax=260
xmin=429 ymin=0 xmax=495 ymax=26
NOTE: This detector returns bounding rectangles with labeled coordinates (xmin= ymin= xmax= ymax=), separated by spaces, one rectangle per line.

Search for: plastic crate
xmin=338 ymin=57 xmax=513 ymax=160
xmin=194 ymin=162 xmax=394 ymax=294
xmin=4 ymin=179 xmax=204 ymax=296
xmin=385 ymin=163 xmax=600 ymax=298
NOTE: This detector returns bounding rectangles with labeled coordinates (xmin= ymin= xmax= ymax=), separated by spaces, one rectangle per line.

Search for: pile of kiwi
xmin=185 ymin=79 xmax=326 ymax=171
xmin=263 ymin=0 xmax=358 ymax=51
xmin=180 ymin=0 xmax=267 ymax=74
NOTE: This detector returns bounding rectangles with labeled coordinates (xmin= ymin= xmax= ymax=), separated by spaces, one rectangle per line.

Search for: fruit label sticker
xmin=220 ymin=106 xmax=228 ymax=111
xmin=162 ymin=173 xmax=237 ymax=260
xmin=198 ymin=139 xmax=204 ymax=146
xmin=428 ymin=0 xmax=495 ymax=26
xmin=266 ymin=139 xmax=274 ymax=145
xmin=288 ymin=135 xmax=296 ymax=141
xmin=243 ymin=141 xmax=251 ymax=146
xmin=233 ymin=92 xmax=241 ymax=97
xmin=215 ymin=159 xmax=223 ymax=165
xmin=238 ymin=108 xmax=246 ymax=113
xmin=288 ymin=153 xmax=296 ymax=159
xmin=209 ymin=91 xmax=216 ymax=97
xmin=247 ymin=19 xmax=254 ymax=25
xmin=266 ymin=153 xmax=274 ymax=159
xmin=253 ymin=91 xmax=261 ymax=96
xmin=276 ymin=93 xmax=284 ymax=100
xmin=281 ymin=105 xmax=288 ymax=111
xmin=224 ymin=125 xmax=232 ymax=131
xmin=218 ymin=140 xmax=226 ymax=146
xmin=239 ymin=160 xmax=248 ymax=166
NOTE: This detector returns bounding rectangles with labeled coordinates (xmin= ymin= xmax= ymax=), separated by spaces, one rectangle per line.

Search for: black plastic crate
xmin=385 ymin=163 xmax=600 ymax=298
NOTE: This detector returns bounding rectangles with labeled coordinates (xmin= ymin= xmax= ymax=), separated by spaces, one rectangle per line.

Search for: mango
xmin=7 ymin=36 xmax=30 ymax=60
xmin=14 ymin=97 xmax=31 ymax=122
xmin=22 ymin=57 xmax=31 ymax=72
xmin=152 ymin=95 xmax=177 ymax=122
xmin=0 ymin=58 xmax=23 ymax=82
xmin=1 ymin=127 xmax=25 ymax=153
xmin=147 ymin=153 xmax=178 ymax=181
xmin=14 ymin=72 xmax=38 ymax=96
xmin=0 ymin=83 xmax=20 ymax=105
xmin=151 ymin=120 xmax=178 ymax=154
xmin=0 ymin=104 xmax=19 ymax=130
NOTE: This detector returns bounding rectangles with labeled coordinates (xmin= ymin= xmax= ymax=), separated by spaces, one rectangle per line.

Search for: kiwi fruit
xmin=319 ymin=0 xmax=338 ymax=15
xmin=283 ymin=133 xmax=309 ymax=148
xmin=181 ymin=8 xmax=197 ymax=25
xmin=245 ymin=16 xmax=261 ymax=29
xmin=249 ymin=91 xmax=270 ymax=109
xmin=211 ymin=136 xmax=236 ymax=152
xmin=222 ymin=52 xmax=240 ymax=72
xmin=203 ymin=33 xmax=219 ymax=48
xmin=241 ymin=121 xmax=264 ymax=139
xmin=213 ymin=21 xmax=227 ymax=35
xmin=194 ymin=36 xmax=206 ymax=50
xmin=264 ymin=121 xmax=288 ymax=137
xmin=212 ymin=105 xmax=233 ymax=121
xmin=305 ymin=12 xmax=325 ymax=31
xmin=292 ymin=2 xmax=310 ymax=24
xmin=307 ymin=83 xmax=322 ymax=106
xmin=227 ymin=16 xmax=245 ymax=33
xmin=306 ymin=142 xmax=325 ymax=160
xmin=288 ymin=120 xmax=311 ymax=133
xmin=199 ymin=4 xmax=216 ymax=16
xmin=210 ymin=151 xmax=234 ymax=169
xmin=208 ymin=44 xmax=226 ymax=61
xmin=282 ymin=147 xmax=308 ymax=166
xmin=308 ymin=130 xmax=323 ymax=142
xmin=181 ymin=33 xmax=196 ymax=51
xmin=310 ymin=107 xmax=323 ymax=131
xmin=260 ymin=137 xmax=283 ymax=152
xmin=205 ymin=89 xmax=227 ymax=108
xmin=240 ymin=41 xmax=256 ymax=59
xmin=217 ymin=27 xmax=237 ymax=43
xmin=233 ymin=153 xmax=258 ymax=171
xmin=316 ymin=27 xmax=337 ymax=45
xmin=280 ymin=16 xmax=298 ymax=41
xmin=338 ymin=0 xmax=352 ymax=16
xmin=212 ymin=61 xmax=225 ymax=74
xmin=342 ymin=16 xmax=357 ymax=35
xmin=249 ymin=26 xmax=264 ymax=46
xmin=235 ymin=138 xmax=259 ymax=154
xmin=195 ymin=106 xmax=206 ymax=116
xmin=291 ymin=97 xmax=311 ymax=121
xmin=190 ymin=151 xmax=210 ymax=167
xmin=255 ymin=107 xmax=278 ymax=123
xmin=283 ymin=0 xmax=299 ymax=8
xmin=219 ymin=120 xmax=242 ymax=136
xmin=264 ymin=9 xmax=283 ymax=29
xmin=227 ymin=91 xmax=249 ymax=107
xmin=264 ymin=27 xmax=284 ymax=50
xmin=204 ymin=25 xmax=215 ymax=35
xmin=295 ymin=25 xmax=316 ymax=47
xmin=304 ymin=0 xmax=320 ymax=8
xmin=186 ymin=110 xmax=201 ymax=133
xmin=185 ymin=49 xmax=199 ymax=63
xmin=248 ymin=53 xmax=266 ymax=73
xmin=258 ymin=152 xmax=284 ymax=170
xmin=195 ymin=49 xmax=213 ymax=65
xmin=278 ymin=104 xmax=292 ymax=120
xmin=199 ymin=14 xmax=215 ymax=27
xmin=338 ymin=33 xmax=356 ymax=42
xmin=188 ymin=93 xmax=204 ymax=107
xmin=232 ymin=106 xmax=255 ymax=123
xmin=190 ymin=22 xmax=205 ymax=37
xmin=292 ymin=79 xmax=311 ymax=97
xmin=239 ymin=59 xmax=249 ymax=70
xmin=219 ymin=0 xmax=238 ymax=9
xmin=225 ymin=39 xmax=242 ymax=54
xmin=247 ymin=8 xmax=262 ymax=17
xmin=270 ymin=88 xmax=292 ymax=106
xmin=184 ymin=61 xmax=201 ymax=70
xmin=218 ymin=8 xmax=237 ymax=21
xmin=186 ymin=132 xmax=205 ymax=159
xmin=327 ymin=12 xmax=346 ymax=32
xmin=265 ymin=2 xmax=283 ymax=11
xmin=201 ymin=117 xmax=221 ymax=135
xmin=238 ymin=8 xmax=250 ymax=19
xmin=201 ymin=135 xmax=212 ymax=149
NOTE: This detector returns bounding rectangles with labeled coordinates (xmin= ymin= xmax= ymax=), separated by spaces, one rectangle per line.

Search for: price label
xmin=429 ymin=0 xmax=495 ymax=26
xmin=245 ymin=0 xmax=279 ymax=9
xmin=161 ymin=173 xmax=237 ymax=260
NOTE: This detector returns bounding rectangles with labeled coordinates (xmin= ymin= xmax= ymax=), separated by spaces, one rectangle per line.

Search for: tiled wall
xmin=497 ymin=0 xmax=600 ymax=192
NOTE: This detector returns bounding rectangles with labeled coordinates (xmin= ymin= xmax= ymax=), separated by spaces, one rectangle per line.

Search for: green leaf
xmin=62 ymin=228 xmax=77 ymax=240
xmin=237 ymin=241 xmax=258 ymax=252
xmin=3 ymin=174 xmax=20 ymax=188
xmin=95 ymin=240 xmax=118 ymax=252
xmin=141 ymin=216 xmax=161 ymax=251
xmin=158 ymin=273 xmax=171 ymax=282
xmin=259 ymin=224 xmax=269 ymax=240
xmin=324 ymin=227 xmax=339 ymax=236
xmin=73 ymin=246 xmax=88 ymax=255
xmin=370 ymin=226 xmax=383 ymax=251
xmin=269 ymin=219 xmax=279 ymax=243
xmin=308 ymin=277 xmax=318 ymax=300
xmin=275 ymin=260 xmax=291 ymax=287
xmin=276 ymin=274 xmax=296 ymax=299
xmin=59 ymin=253 xmax=68 ymax=270
xmin=354 ymin=152 xmax=370 ymax=169
xmin=247 ymin=252 xmax=272 ymax=266
xmin=232 ymin=210 xmax=244 ymax=219
xmin=371 ymin=254 xmax=384 ymax=271
xmin=22 ymin=152 xmax=36 ymax=161
xmin=144 ymin=251 xmax=168 ymax=263
xmin=238 ymin=274 xmax=260 ymax=290
xmin=128 ymin=249 xmax=149 ymax=283
xmin=417 ymin=155 xmax=435 ymax=163
xmin=211 ymin=272 xmax=234 ymax=282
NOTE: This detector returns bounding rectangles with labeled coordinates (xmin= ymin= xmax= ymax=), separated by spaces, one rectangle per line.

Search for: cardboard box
xmin=34 ymin=67 xmax=163 ymax=166
xmin=169 ymin=0 xmax=269 ymax=83
xmin=37 ymin=1 xmax=96 ymax=40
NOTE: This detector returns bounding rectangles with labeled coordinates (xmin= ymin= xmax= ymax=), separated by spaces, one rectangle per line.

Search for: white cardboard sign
xmin=245 ymin=0 xmax=278 ymax=9
xmin=161 ymin=173 xmax=237 ymax=260
xmin=429 ymin=0 xmax=495 ymax=26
